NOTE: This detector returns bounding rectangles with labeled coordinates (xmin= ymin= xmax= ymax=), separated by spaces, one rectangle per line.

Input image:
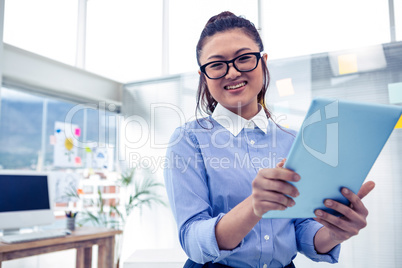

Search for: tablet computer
xmin=263 ymin=98 xmax=402 ymax=218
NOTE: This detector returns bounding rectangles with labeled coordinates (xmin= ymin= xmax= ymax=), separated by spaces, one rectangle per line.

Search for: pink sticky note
xmin=50 ymin=135 xmax=56 ymax=145
xmin=75 ymin=157 xmax=82 ymax=165
xmin=75 ymin=128 xmax=81 ymax=136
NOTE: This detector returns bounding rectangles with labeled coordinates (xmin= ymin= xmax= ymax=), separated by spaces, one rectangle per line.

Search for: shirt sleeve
xmin=164 ymin=126 xmax=242 ymax=264
xmin=295 ymin=218 xmax=341 ymax=263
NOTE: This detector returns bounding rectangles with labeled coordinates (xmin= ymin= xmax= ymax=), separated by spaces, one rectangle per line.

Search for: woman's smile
xmin=224 ymin=81 xmax=247 ymax=91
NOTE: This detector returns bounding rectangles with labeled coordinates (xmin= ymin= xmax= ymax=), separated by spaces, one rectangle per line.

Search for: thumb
xmin=276 ymin=158 xmax=286 ymax=168
xmin=357 ymin=181 xmax=375 ymax=200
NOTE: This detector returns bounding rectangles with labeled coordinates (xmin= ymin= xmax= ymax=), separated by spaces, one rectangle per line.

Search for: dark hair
xmin=195 ymin=11 xmax=271 ymax=119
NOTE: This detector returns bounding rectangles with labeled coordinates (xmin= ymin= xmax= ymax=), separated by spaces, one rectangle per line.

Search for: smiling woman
xmin=197 ymin=28 xmax=267 ymax=120
xmin=195 ymin=12 xmax=271 ymax=122
xmin=163 ymin=11 xmax=376 ymax=268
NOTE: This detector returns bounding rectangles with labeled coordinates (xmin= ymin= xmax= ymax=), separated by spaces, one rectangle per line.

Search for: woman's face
xmin=199 ymin=29 xmax=267 ymax=119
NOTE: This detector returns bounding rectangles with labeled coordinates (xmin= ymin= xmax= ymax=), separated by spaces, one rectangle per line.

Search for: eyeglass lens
xmin=205 ymin=54 xmax=258 ymax=79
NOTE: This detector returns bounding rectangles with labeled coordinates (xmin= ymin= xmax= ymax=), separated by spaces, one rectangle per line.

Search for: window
xmin=0 ymin=88 xmax=43 ymax=169
xmin=0 ymin=87 xmax=118 ymax=171
xmin=85 ymin=0 xmax=163 ymax=82
xmin=395 ymin=0 xmax=402 ymax=41
xmin=3 ymin=0 xmax=78 ymax=66
xmin=262 ymin=0 xmax=391 ymax=60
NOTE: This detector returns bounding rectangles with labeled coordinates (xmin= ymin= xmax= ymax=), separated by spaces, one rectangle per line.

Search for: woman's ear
xmin=263 ymin=53 xmax=268 ymax=62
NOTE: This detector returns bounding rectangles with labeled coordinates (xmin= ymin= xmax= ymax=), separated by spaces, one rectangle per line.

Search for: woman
xmin=164 ymin=11 xmax=375 ymax=268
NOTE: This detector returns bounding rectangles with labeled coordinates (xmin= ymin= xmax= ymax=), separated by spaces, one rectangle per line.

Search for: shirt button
xmin=263 ymin=264 xmax=267 ymax=268
xmin=264 ymin=235 xmax=270 ymax=241
xmin=250 ymin=140 xmax=255 ymax=145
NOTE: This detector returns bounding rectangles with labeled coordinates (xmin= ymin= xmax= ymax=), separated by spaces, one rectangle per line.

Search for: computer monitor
xmin=0 ymin=171 xmax=55 ymax=235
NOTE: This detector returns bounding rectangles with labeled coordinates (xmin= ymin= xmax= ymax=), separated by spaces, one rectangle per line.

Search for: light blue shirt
xmin=164 ymin=104 xmax=340 ymax=267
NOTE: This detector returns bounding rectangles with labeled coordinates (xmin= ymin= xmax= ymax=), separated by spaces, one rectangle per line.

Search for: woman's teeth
xmin=225 ymin=82 xmax=246 ymax=90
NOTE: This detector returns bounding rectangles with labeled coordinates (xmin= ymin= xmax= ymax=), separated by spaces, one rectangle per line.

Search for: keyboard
xmin=1 ymin=230 xmax=69 ymax=244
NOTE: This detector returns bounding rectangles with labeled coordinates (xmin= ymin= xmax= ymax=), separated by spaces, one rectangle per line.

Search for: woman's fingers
xmin=257 ymin=167 xmax=300 ymax=183
xmin=314 ymin=205 xmax=365 ymax=241
xmin=316 ymin=199 xmax=366 ymax=229
xmin=356 ymin=181 xmax=375 ymax=200
xmin=341 ymin=188 xmax=368 ymax=217
xmin=251 ymin=167 xmax=301 ymax=217
xmin=253 ymin=169 xmax=300 ymax=198
xmin=314 ymin=185 xmax=374 ymax=242
xmin=317 ymin=195 xmax=367 ymax=226
xmin=252 ymin=192 xmax=296 ymax=217
xmin=252 ymin=177 xmax=299 ymax=198
xmin=276 ymin=158 xmax=286 ymax=168
xmin=314 ymin=216 xmax=353 ymax=242
xmin=316 ymin=182 xmax=375 ymax=221
xmin=253 ymin=185 xmax=296 ymax=206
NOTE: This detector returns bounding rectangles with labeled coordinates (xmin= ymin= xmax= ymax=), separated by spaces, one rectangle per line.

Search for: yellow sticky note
xmin=276 ymin=78 xmax=295 ymax=97
xmin=395 ymin=115 xmax=402 ymax=129
xmin=338 ymin=54 xmax=358 ymax=75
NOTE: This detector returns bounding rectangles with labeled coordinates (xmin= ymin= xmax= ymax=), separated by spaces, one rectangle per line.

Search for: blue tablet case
xmin=263 ymin=98 xmax=402 ymax=219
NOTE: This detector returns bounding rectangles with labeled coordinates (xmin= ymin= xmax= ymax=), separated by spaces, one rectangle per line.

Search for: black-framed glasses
xmin=200 ymin=52 xmax=262 ymax=79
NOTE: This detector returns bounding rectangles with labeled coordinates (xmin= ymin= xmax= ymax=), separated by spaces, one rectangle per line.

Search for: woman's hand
xmin=314 ymin=181 xmax=375 ymax=253
xmin=216 ymin=159 xmax=300 ymax=249
xmin=251 ymin=159 xmax=301 ymax=217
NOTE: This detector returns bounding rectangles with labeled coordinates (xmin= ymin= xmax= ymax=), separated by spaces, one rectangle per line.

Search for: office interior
xmin=0 ymin=0 xmax=402 ymax=267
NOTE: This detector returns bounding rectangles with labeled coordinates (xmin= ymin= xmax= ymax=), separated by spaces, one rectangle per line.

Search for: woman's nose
xmin=225 ymin=63 xmax=241 ymax=79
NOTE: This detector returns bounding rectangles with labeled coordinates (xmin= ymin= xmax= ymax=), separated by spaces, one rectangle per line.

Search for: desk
xmin=0 ymin=227 xmax=122 ymax=268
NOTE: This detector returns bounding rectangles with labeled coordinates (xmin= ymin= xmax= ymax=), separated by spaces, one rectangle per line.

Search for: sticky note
xmin=49 ymin=135 xmax=56 ymax=145
xmin=276 ymin=78 xmax=295 ymax=97
xmin=388 ymin=82 xmax=402 ymax=104
xmin=85 ymin=147 xmax=92 ymax=153
xmin=338 ymin=54 xmax=358 ymax=75
xmin=395 ymin=115 xmax=402 ymax=129
xmin=65 ymin=138 xmax=74 ymax=151
xmin=56 ymin=129 xmax=61 ymax=133
xmin=75 ymin=157 xmax=82 ymax=164
xmin=75 ymin=128 xmax=81 ymax=136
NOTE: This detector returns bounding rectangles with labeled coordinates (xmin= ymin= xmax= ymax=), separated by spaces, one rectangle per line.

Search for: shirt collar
xmin=212 ymin=103 xmax=268 ymax=136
